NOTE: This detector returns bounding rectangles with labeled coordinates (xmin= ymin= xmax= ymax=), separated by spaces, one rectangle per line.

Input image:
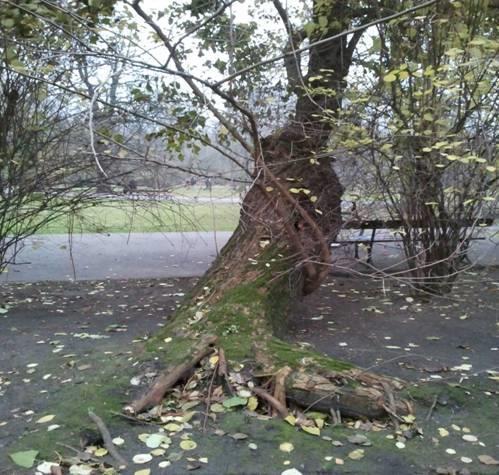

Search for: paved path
xmin=2 ymin=232 xmax=231 ymax=282
xmin=2 ymin=227 xmax=497 ymax=282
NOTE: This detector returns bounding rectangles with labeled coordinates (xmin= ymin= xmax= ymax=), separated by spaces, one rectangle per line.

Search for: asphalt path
xmin=2 ymin=231 xmax=231 ymax=282
xmin=1 ymin=227 xmax=497 ymax=282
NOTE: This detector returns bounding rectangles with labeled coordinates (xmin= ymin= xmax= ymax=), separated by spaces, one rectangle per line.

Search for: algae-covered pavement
xmin=0 ymin=271 xmax=498 ymax=474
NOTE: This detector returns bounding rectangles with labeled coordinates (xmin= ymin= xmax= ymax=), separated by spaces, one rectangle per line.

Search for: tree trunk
xmin=127 ymin=0 xmax=412 ymax=420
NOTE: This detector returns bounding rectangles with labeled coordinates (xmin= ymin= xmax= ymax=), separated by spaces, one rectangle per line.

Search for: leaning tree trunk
xmin=126 ymin=1 xmax=412 ymax=420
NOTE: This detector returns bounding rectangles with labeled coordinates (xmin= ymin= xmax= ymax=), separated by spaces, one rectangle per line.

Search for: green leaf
xmin=383 ymin=73 xmax=397 ymax=83
xmin=1 ymin=18 xmax=15 ymax=28
xmin=399 ymin=70 xmax=409 ymax=80
xmin=223 ymin=396 xmax=248 ymax=408
xmin=303 ymin=22 xmax=316 ymax=37
xmin=9 ymin=450 xmax=38 ymax=468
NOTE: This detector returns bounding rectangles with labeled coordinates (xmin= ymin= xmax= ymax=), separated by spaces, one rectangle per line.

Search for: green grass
xmin=37 ymin=200 xmax=240 ymax=234
xmin=168 ymin=184 xmax=241 ymax=199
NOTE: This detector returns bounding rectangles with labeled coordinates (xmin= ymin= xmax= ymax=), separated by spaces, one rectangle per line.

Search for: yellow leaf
xmin=150 ymin=448 xmax=166 ymax=456
xmin=301 ymin=425 xmax=320 ymax=436
xmin=348 ymin=449 xmax=365 ymax=460
xmin=399 ymin=70 xmax=409 ymax=80
xmin=402 ymin=414 xmax=416 ymax=424
xmin=284 ymin=415 xmax=296 ymax=426
xmin=94 ymin=448 xmax=108 ymax=457
xmin=265 ymin=186 xmax=274 ymax=192
xmin=279 ymin=442 xmax=294 ymax=453
xmin=247 ymin=396 xmax=258 ymax=412
xmin=310 ymin=196 xmax=318 ymax=203
xmin=164 ymin=423 xmax=182 ymax=432
xmin=180 ymin=440 xmax=197 ymax=451
xmin=134 ymin=470 xmax=151 ymax=475
xmin=36 ymin=415 xmax=55 ymax=424
xmin=384 ymin=73 xmax=397 ymax=82
xmin=289 ymin=188 xmax=300 ymax=194
xmin=315 ymin=418 xmax=325 ymax=429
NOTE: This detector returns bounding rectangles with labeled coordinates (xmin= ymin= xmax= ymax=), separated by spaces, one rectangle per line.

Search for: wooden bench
xmin=334 ymin=218 xmax=494 ymax=264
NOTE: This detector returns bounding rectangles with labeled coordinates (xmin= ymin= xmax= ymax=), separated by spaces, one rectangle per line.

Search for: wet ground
xmin=1 ymin=270 xmax=498 ymax=474
xmin=289 ymin=268 xmax=499 ymax=383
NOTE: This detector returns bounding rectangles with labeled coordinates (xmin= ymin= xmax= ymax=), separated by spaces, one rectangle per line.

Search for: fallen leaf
xmin=279 ymin=442 xmax=294 ymax=453
xmin=247 ymin=396 xmax=258 ymax=411
xmin=284 ymin=415 xmax=296 ymax=426
xmin=9 ymin=450 xmax=38 ymax=468
xmin=145 ymin=433 xmax=170 ymax=448
xmin=438 ymin=428 xmax=449 ymax=437
xmin=150 ymin=448 xmax=165 ymax=456
xmin=132 ymin=453 xmax=153 ymax=464
xmin=36 ymin=462 xmax=59 ymax=474
xmin=462 ymin=434 xmax=478 ymax=442
xmin=134 ymin=470 xmax=151 ymax=475
xmin=112 ymin=437 xmax=125 ymax=446
xmin=36 ymin=414 xmax=55 ymax=424
xmin=478 ymin=455 xmax=499 ymax=465
xmin=94 ymin=448 xmax=108 ymax=457
xmin=69 ymin=465 xmax=93 ymax=475
xmin=348 ymin=449 xmax=365 ymax=460
xmin=230 ymin=433 xmax=248 ymax=440
xmin=461 ymin=457 xmax=472 ymax=464
xmin=347 ymin=434 xmax=371 ymax=446
xmin=180 ymin=440 xmax=197 ymax=451
xmin=281 ymin=469 xmax=303 ymax=475
xmin=223 ymin=396 xmax=248 ymax=408
xmin=301 ymin=425 xmax=320 ymax=436
xmin=164 ymin=423 xmax=182 ymax=432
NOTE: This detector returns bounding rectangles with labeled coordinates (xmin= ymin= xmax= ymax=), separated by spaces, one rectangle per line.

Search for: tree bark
xmin=127 ymin=0 xmax=411 ymax=420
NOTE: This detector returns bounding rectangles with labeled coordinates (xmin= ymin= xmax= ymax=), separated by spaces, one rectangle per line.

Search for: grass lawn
xmin=37 ymin=200 xmax=240 ymax=234
xmin=168 ymin=184 xmax=242 ymax=199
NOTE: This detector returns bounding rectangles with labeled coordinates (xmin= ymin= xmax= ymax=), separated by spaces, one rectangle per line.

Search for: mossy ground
xmin=3 ymin=274 xmax=498 ymax=474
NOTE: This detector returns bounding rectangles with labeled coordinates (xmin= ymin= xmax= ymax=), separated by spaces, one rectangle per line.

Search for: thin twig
xmin=203 ymin=360 xmax=219 ymax=432
xmin=425 ymin=394 xmax=439 ymax=422
xmin=88 ymin=410 xmax=128 ymax=469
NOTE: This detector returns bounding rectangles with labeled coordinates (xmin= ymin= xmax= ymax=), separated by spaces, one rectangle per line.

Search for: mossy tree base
xmin=129 ymin=263 xmax=412 ymax=421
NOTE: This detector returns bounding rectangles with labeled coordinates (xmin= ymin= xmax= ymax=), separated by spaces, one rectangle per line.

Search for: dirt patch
xmin=288 ymin=269 xmax=499 ymax=383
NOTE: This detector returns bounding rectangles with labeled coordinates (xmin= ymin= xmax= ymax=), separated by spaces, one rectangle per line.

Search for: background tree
xmin=332 ymin=0 xmax=498 ymax=293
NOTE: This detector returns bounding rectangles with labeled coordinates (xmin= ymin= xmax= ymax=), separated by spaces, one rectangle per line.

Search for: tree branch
xmin=130 ymin=0 xmax=255 ymax=154
xmin=215 ymin=0 xmax=438 ymax=87
xmin=271 ymin=0 xmax=304 ymax=92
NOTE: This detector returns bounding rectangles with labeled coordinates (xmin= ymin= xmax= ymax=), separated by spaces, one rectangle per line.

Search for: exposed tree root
xmin=124 ymin=335 xmax=218 ymax=415
xmin=273 ymin=366 xmax=292 ymax=416
xmin=252 ymin=386 xmax=289 ymax=418
xmin=287 ymin=371 xmax=411 ymax=419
